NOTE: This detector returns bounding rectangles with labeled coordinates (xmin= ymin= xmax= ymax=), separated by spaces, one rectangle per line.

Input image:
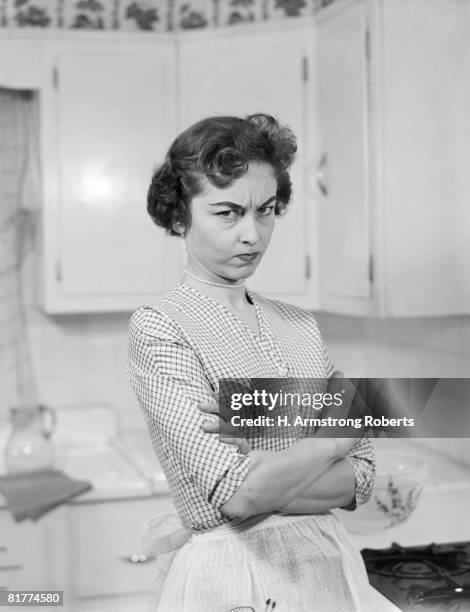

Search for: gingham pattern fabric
xmin=128 ymin=283 xmax=375 ymax=532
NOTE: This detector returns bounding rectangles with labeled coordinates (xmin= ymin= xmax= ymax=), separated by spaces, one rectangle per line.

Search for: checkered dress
xmin=128 ymin=283 xmax=375 ymax=532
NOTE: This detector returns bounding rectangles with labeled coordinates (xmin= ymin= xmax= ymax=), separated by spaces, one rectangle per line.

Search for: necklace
xmin=183 ymin=268 xmax=245 ymax=289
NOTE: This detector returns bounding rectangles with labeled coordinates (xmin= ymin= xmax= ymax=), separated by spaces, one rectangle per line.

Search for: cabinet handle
xmin=0 ymin=564 xmax=23 ymax=572
xmin=121 ymin=553 xmax=156 ymax=564
xmin=316 ymin=153 xmax=329 ymax=196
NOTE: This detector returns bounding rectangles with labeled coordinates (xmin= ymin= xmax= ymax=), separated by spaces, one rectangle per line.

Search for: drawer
xmin=70 ymin=495 xmax=175 ymax=597
xmin=77 ymin=593 xmax=150 ymax=612
xmin=0 ymin=510 xmax=49 ymax=590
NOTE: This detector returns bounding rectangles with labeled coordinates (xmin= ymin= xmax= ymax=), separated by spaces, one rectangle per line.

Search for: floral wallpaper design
xmin=125 ymin=1 xmax=159 ymax=30
xmin=222 ymin=0 xmax=264 ymax=27
xmin=71 ymin=0 xmax=105 ymax=29
xmin=179 ymin=0 xmax=209 ymax=29
xmin=11 ymin=0 xmax=53 ymax=27
xmin=0 ymin=0 xmax=336 ymax=30
xmin=275 ymin=0 xmax=307 ymax=18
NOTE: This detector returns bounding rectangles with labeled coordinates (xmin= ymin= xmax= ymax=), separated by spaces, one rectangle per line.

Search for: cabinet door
xmin=179 ymin=30 xmax=312 ymax=300
xmin=69 ymin=495 xmax=175 ymax=598
xmin=41 ymin=40 xmax=183 ymax=313
xmin=77 ymin=593 xmax=150 ymax=612
xmin=0 ymin=510 xmax=48 ymax=591
xmin=317 ymin=0 xmax=470 ymax=317
xmin=316 ymin=4 xmax=373 ymax=313
xmin=379 ymin=0 xmax=470 ymax=316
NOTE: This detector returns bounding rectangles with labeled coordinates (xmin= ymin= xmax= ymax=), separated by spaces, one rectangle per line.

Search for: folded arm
xmin=129 ymin=306 xmax=374 ymax=525
xmin=219 ymin=437 xmax=360 ymax=520
xmin=276 ymin=437 xmax=376 ymax=514
xmin=277 ymin=459 xmax=355 ymax=514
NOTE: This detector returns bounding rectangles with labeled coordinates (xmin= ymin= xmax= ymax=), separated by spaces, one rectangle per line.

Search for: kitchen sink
xmin=54 ymin=439 xmax=152 ymax=495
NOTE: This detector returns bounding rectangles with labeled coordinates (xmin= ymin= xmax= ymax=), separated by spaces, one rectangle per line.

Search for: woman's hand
xmin=313 ymin=370 xmax=365 ymax=456
xmin=199 ymin=394 xmax=252 ymax=455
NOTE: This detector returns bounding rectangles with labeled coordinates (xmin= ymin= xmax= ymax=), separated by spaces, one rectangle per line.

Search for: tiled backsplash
xmin=315 ymin=313 xmax=470 ymax=378
xmin=0 ymin=0 xmax=335 ymax=30
xmin=315 ymin=312 xmax=470 ymax=467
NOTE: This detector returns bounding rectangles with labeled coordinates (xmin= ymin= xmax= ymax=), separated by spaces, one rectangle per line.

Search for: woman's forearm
xmin=220 ymin=438 xmax=356 ymax=520
xmin=276 ymin=459 xmax=356 ymax=514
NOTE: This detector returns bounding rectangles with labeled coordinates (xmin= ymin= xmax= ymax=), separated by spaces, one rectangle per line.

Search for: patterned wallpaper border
xmin=0 ymin=0 xmax=337 ymax=32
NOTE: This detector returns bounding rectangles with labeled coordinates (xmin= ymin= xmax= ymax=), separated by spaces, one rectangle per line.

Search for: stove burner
xmin=363 ymin=543 xmax=470 ymax=579
xmin=396 ymin=561 xmax=443 ymax=577
xmin=408 ymin=583 xmax=470 ymax=610
xmin=362 ymin=542 xmax=470 ymax=611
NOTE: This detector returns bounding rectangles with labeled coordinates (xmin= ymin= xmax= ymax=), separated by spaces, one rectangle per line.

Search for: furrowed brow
xmin=208 ymin=201 xmax=244 ymax=209
xmin=208 ymin=195 xmax=277 ymax=208
xmin=257 ymin=196 xmax=277 ymax=208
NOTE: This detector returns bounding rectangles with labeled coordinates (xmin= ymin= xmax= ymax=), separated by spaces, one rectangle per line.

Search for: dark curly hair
xmin=147 ymin=113 xmax=297 ymax=236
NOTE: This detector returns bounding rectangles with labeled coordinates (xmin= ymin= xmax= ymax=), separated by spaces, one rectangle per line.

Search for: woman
xmin=128 ymin=114 xmax=375 ymax=611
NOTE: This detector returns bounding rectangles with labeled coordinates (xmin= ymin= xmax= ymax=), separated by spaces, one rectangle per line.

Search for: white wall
xmin=316 ymin=311 xmax=470 ymax=466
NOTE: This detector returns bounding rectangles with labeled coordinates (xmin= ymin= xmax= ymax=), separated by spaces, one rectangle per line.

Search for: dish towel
xmin=0 ymin=469 xmax=92 ymax=522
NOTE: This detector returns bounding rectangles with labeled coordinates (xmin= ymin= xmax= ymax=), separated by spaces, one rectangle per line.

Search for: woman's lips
xmin=235 ymin=253 xmax=260 ymax=262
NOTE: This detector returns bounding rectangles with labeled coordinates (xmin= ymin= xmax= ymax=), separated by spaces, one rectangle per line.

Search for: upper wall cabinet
xmin=3 ymin=3 xmax=467 ymax=316
xmin=40 ymin=36 xmax=183 ymax=313
xmin=178 ymin=26 xmax=317 ymax=306
xmin=316 ymin=0 xmax=470 ymax=316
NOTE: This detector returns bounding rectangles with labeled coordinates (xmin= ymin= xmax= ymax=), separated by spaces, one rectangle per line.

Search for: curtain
xmin=0 ymin=88 xmax=39 ymax=419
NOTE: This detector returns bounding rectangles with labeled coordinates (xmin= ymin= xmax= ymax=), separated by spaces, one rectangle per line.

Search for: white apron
xmin=141 ymin=512 xmax=373 ymax=612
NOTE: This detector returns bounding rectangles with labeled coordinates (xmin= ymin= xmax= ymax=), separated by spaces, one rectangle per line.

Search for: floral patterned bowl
xmin=336 ymin=450 xmax=428 ymax=533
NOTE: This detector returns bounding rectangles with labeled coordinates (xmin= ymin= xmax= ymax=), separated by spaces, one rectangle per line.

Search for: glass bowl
xmin=336 ymin=449 xmax=428 ymax=533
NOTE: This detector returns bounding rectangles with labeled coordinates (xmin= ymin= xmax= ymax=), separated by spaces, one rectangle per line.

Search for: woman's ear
xmin=172 ymin=222 xmax=186 ymax=236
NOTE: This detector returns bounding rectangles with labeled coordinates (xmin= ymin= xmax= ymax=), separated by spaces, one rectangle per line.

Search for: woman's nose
xmin=238 ymin=213 xmax=260 ymax=244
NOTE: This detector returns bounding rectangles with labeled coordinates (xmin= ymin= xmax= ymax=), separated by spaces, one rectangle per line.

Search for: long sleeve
xmin=341 ymin=436 xmax=375 ymax=510
xmin=320 ymin=328 xmax=376 ymax=511
xmin=128 ymin=306 xmax=251 ymax=514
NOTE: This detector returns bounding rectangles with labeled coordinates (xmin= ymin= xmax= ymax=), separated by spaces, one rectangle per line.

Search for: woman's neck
xmin=181 ymin=267 xmax=251 ymax=310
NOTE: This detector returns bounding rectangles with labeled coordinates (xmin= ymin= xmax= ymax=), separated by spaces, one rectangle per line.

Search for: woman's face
xmin=183 ymin=162 xmax=278 ymax=282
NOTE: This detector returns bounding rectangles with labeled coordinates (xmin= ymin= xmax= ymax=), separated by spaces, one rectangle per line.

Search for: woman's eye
xmin=217 ymin=210 xmax=238 ymax=218
xmin=258 ymin=205 xmax=275 ymax=216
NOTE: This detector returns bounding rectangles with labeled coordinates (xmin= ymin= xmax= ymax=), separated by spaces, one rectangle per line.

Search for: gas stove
xmin=362 ymin=542 xmax=470 ymax=611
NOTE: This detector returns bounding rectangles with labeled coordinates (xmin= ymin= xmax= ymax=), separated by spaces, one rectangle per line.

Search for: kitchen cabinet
xmin=77 ymin=594 xmax=151 ymax=612
xmin=0 ymin=509 xmax=48 ymax=591
xmin=316 ymin=0 xmax=470 ymax=316
xmin=178 ymin=24 xmax=318 ymax=307
xmin=34 ymin=24 xmax=318 ymax=312
xmin=3 ymin=2 xmax=468 ymax=315
xmin=0 ymin=492 xmax=174 ymax=612
xmin=0 ymin=35 xmax=41 ymax=89
xmin=69 ymin=494 xmax=175 ymax=611
xmin=0 ymin=506 xmax=70 ymax=600
xmin=39 ymin=35 xmax=184 ymax=313
xmin=69 ymin=495 xmax=174 ymax=599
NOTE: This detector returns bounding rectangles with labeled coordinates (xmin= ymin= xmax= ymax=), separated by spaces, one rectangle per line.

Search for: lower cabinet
xmin=76 ymin=593 xmax=151 ymax=612
xmin=0 ymin=493 xmax=175 ymax=612
xmin=69 ymin=495 xmax=175 ymax=600
xmin=0 ymin=506 xmax=70 ymax=610
xmin=0 ymin=510 xmax=49 ymax=592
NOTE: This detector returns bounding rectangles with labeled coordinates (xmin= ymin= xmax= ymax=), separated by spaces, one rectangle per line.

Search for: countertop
xmin=333 ymin=437 xmax=470 ymax=611
xmin=0 ymin=406 xmax=171 ymax=509
xmin=346 ymin=482 xmax=470 ymax=611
